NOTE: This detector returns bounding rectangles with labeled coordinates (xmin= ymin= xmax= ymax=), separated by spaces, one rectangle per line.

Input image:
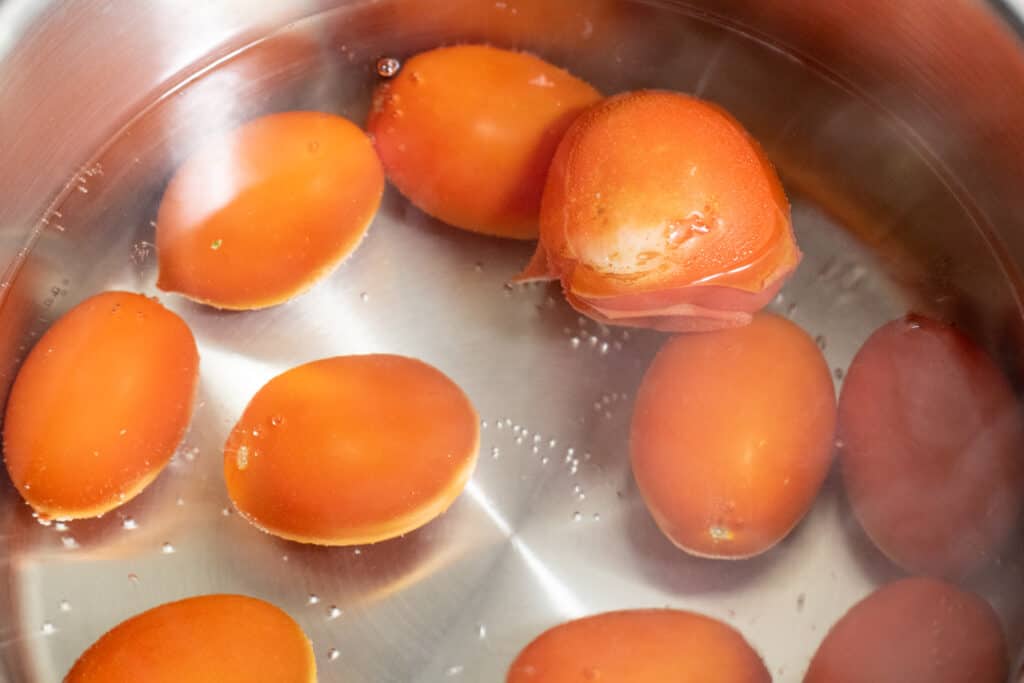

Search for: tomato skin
xmin=631 ymin=314 xmax=835 ymax=558
xmin=804 ymin=578 xmax=1007 ymax=683
xmin=156 ymin=111 xmax=383 ymax=310
xmin=524 ymin=89 xmax=799 ymax=331
xmin=367 ymin=44 xmax=601 ymax=240
xmin=224 ymin=354 xmax=479 ymax=545
xmin=66 ymin=595 xmax=316 ymax=683
xmin=507 ymin=609 xmax=770 ymax=683
xmin=2 ymin=291 xmax=198 ymax=520
xmin=838 ymin=315 xmax=1024 ymax=578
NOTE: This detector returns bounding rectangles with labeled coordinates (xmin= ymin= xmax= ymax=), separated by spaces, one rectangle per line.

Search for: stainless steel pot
xmin=3 ymin=1 xmax=1024 ymax=680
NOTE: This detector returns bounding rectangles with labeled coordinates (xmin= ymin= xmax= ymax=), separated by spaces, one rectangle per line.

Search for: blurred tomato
xmin=839 ymin=315 xmax=1024 ymax=578
xmin=804 ymin=578 xmax=1007 ymax=683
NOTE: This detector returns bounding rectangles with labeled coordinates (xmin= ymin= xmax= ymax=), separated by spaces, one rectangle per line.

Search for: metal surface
xmin=2 ymin=1 xmax=1024 ymax=681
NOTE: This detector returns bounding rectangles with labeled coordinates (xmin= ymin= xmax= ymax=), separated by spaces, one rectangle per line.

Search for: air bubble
xmin=445 ymin=665 xmax=465 ymax=676
xmin=236 ymin=445 xmax=249 ymax=470
xmin=548 ymin=439 xmax=557 ymax=448
xmin=59 ymin=600 xmax=71 ymax=612
xmin=593 ymin=513 xmax=601 ymax=522
xmin=540 ymin=456 xmax=549 ymax=464
xmin=477 ymin=623 xmax=487 ymax=639
xmin=161 ymin=542 xmax=175 ymax=554
xmin=61 ymin=536 xmax=78 ymax=549
xmin=376 ymin=56 xmax=401 ymax=78
xmin=815 ymin=335 xmax=827 ymax=350
xmin=491 ymin=447 xmax=500 ymax=459
xmin=573 ymin=512 xmax=582 ymax=522
xmin=122 ymin=517 xmax=137 ymax=530
xmin=360 ymin=292 xmax=370 ymax=302
xmin=599 ymin=342 xmax=609 ymax=355
xmin=834 ymin=367 xmax=844 ymax=380
xmin=308 ymin=594 xmax=320 ymax=605
xmin=41 ymin=622 xmax=56 ymax=635
xmin=327 ymin=648 xmax=341 ymax=662
xmin=328 ymin=606 xmax=342 ymax=620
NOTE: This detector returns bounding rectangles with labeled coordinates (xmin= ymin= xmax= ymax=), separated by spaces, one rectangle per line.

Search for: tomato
xmin=804 ymin=578 xmax=1007 ymax=683
xmin=367 ymin=44 xmax=601 ymax=239
xmin=224 ymin=354 xmax=479 ymax=545
xmin=66 ymin=595 xmax=315 ymax=683
xmin=3 ymin=291 xmax=198 ymax=520
xmin=507 ymin=609 xmax=770 ymax=682
xmin=631 ymin=314 xmax=835 ymax=558
xmin=156 ymin=111 xmax=383 ymax=309
xmin=521 ymin=90 xmax=799 ymax=331
xmin=838 ymin=315 xmax=1024 ymax=577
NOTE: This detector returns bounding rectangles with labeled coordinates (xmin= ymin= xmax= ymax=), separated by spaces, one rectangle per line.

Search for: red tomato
xmin=631 ymin=314 xmax=836 ymax=558
xmin=224 ymin=354 xmax=479 ymax=545
xmin=367 ymin=44 xmax=601 ymax=239
xmin=507 ymin=609 xmax=770 ymax=682
xmin=521 ymin=90 xmax=799 ymax=332
xmin=3 ymin=291 xmax=198 ymax=519
xmin=804 ymin=578 xmax=1007 ymax=683
xmin=66 ymin=595 xmax=315 ymax=683
xmin=838 ymin=315 xmax=1024 ymax=577
xmin=157 ymin=111 xmax=383 ymax=309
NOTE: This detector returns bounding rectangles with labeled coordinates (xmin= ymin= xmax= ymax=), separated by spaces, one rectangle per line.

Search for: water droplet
xmin=709 ymin=526 xmax=733 ymax=541
xmin=327 ymin=648 xmax=341 ymax=662
xmin=41 ymin=622 xmax=56 ymax=635
xmin=327 ymin=605 xmax=342 ymax=620
xmin=59 ymin=600 xmax=71 ymax=612
xmin=572 ymin=512 xmax=582 ymax=522
xmin=236 ymin=445 xmax=249 ymax=470
xmin=445 ymin=664 xmax=464 ymax=676
xmin=210 ymin=238 xmax=222 ymax=250
xmin=251 ymin=428 xmax=261 ymax=438
xmin=376 ymin=56 xmax=401 ymax=78
xmin=161 ymin=542 xmax=175 ymax=554
xmin=308 ymin=594 xmax=320 ymax=606
xmin=122 ymin=517 xmax=137 ymax=530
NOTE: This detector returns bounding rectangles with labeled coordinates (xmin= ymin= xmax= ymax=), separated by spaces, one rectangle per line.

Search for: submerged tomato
xmin=224 ymin=354 xmax=479 ymax=545
xmin=804 ymin=578 xmax=1007 ymax=683
xmin=507 ymin=609 xmax=770 ymax=682
xmin=520 ymin=89 xmax=799 ymax=331
xmin=3 ymin=291 xmax=198 ymax=520
xmin=631 ymin=314 xmax=835 ymax=558
xmin=367 ymin=44 xmax=601 ymax=239
xmin=838 ymin=315 xmax=1024 ymax=578
xmin=66 ymin=595 xmax=316 ymax=683
xmin=157 ymin=111 xmax=383 ymax=309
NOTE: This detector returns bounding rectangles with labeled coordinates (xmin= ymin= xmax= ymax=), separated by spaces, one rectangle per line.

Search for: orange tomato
xmin=367 ymin=44 xmax=601 ymax=239
xmin=804 ymin=578 xmax=1007 ymax=683
xmin=224 ymin=354 xmax=479 ymax=545
xmin=631 ymin=314 xmax=835 ymax=558
xmin=838 ymin=315 xmax=1024 ymax=577
xmin=3 ymin=291 xmax=198 ymax=520
xmin=66 ymin=594 xmax=315 ymax=683
xmin=507 ymin=609 xmax=770 ymax=682
xmin=156 ymin=111 xmax=383 ymax=309
xmin=521 ymin=90 xmax=799 ymax=332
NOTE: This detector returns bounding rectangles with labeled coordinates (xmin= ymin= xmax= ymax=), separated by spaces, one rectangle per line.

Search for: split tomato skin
xmin=524 ymin=89 xmax=799 ymax=331
xmin=367 ymin=44 xmax=601 ymax=240
xmin=838 ymin=315 xmax=1024 ymax=578
xmin=631 ymin=314 xmax=836 ymax=558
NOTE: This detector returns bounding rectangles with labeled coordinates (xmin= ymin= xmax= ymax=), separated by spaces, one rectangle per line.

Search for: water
xmin=2 ymin=2 xmax=1023 ymax=682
